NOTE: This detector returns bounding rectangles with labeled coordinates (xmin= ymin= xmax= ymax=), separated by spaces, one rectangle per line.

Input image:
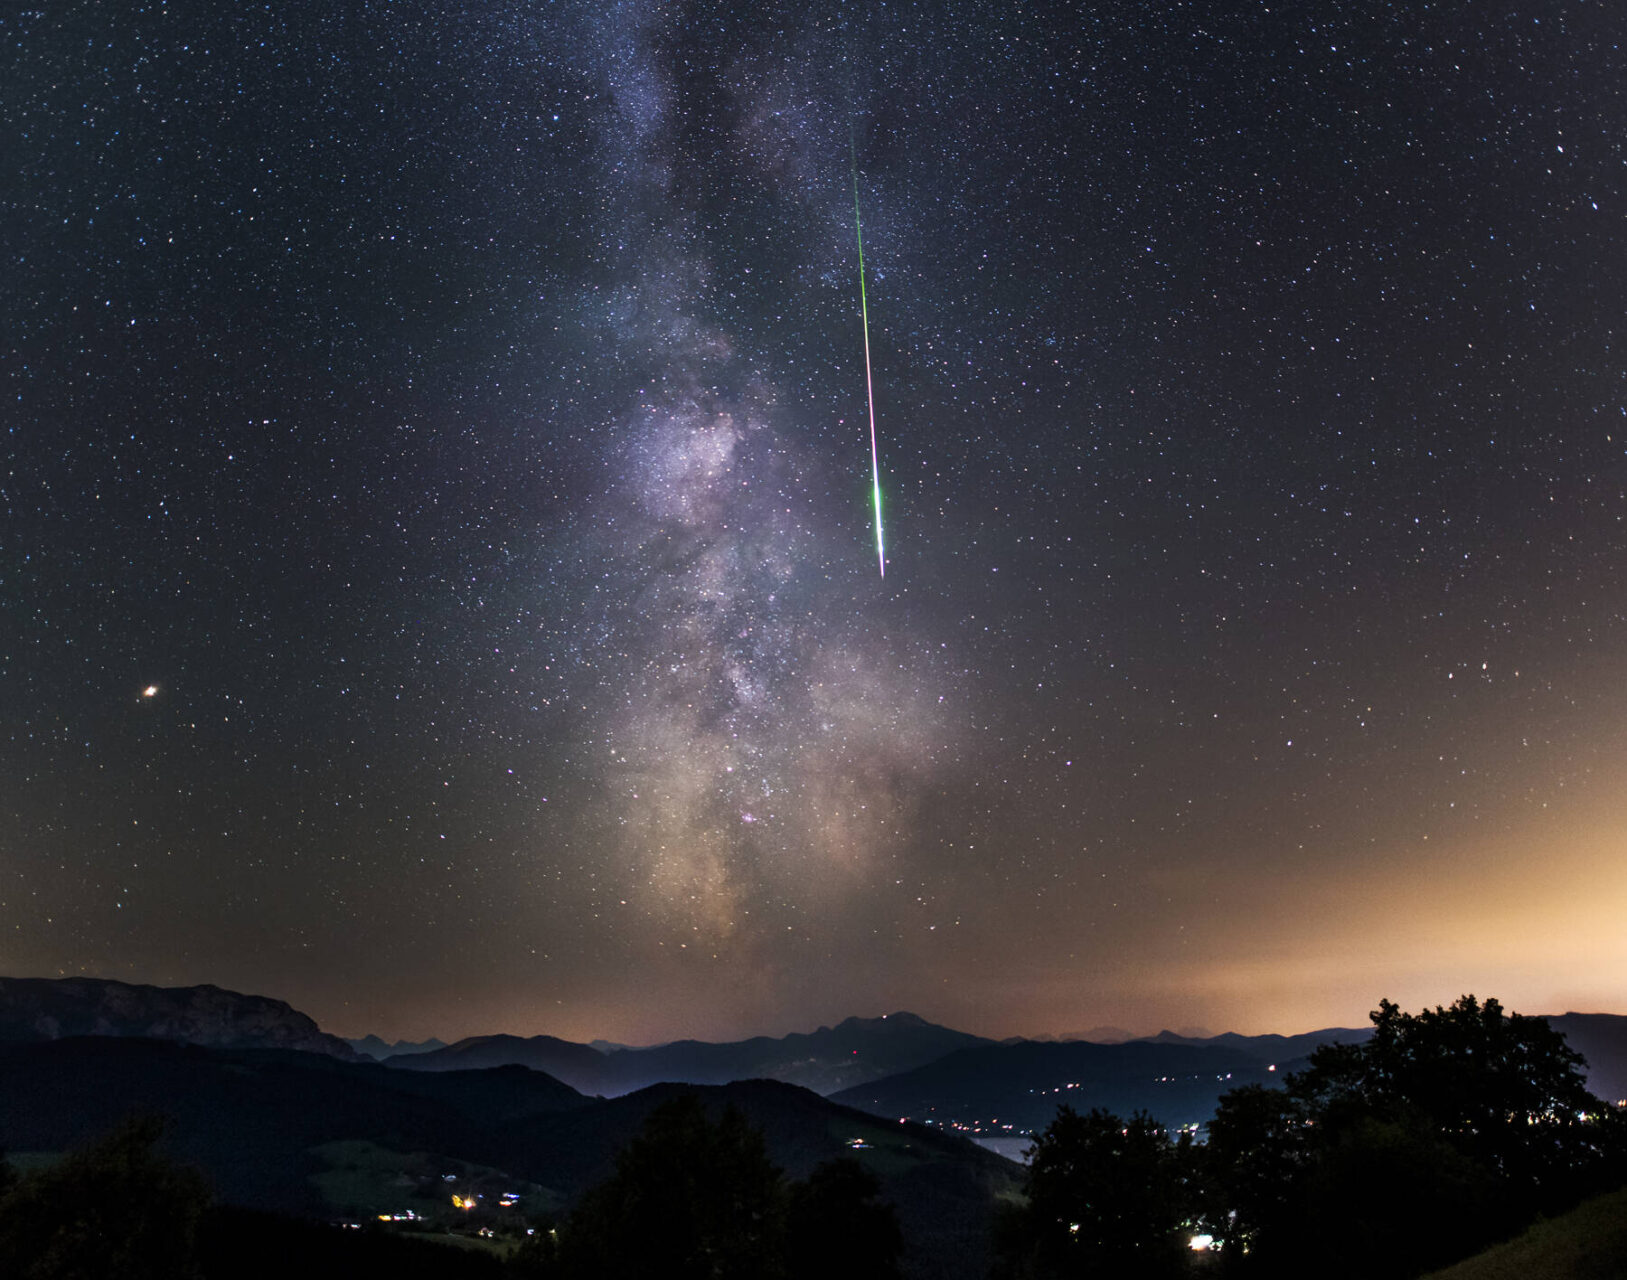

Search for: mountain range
xmin=9 ymin=977 xmax=1624 ymax=1130
xmin=346 ymin=1034 xmax=448 ymax=1058
xmin=829 ymin=1034 xmax=1359 ymax=1135
xmin=386 ymin=1010 xmax=992 ymax=1096
xmin=0 ymin=976 xmax=357 ymax=1058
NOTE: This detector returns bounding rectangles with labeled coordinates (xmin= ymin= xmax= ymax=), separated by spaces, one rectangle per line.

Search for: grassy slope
xmin=1423 ymin=1187 xmax=1627 ymax=1280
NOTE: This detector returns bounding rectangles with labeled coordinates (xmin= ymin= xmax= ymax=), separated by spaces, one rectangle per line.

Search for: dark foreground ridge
xmin=0 ymin=1035 xmax=1018 ymax=1280
xmin=1421 ymin=1184 xmax=1627 ymax=1280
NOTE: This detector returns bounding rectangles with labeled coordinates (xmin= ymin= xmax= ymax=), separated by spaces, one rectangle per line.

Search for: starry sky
xmin=5 ymin=0 xmax=1626 ymax=1046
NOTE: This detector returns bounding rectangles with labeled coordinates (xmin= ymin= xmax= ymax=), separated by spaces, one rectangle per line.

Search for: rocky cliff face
xmin=0 ymin=977 xmax=357 ymax=1058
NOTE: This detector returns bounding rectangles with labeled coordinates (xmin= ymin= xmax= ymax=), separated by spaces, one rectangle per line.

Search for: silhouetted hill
xmin=0 ymin=976 xmax=358 ymax=1058
xmin=831 ymin=1038 xmax=1292 ymax=1134
xmin=394 ymin=1010 xmax=993 ymax=1097
xmin=392 ymin=1032 xmax=613 ymax=1091
xmin=1421 ymin=1183 xmax=1627 ymax=1280
xmin=0 ymin=1037 xmax=588 ymax=1211
xmin=0 ymin=1038 xmax=1015 ymax=1280
xmin=493 ymin=1078 xmax=1021 ymax=1280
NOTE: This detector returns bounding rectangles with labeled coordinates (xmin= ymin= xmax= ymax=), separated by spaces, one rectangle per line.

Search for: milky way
xmin=543 ymin=4 xmax=965 ymax=970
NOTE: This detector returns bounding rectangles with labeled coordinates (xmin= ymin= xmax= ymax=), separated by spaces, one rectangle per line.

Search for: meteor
xmin=851 ymin=142 xmax=885 ymax=578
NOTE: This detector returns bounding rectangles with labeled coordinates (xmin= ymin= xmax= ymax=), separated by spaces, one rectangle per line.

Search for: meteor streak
xmin=851 ymin=143 xmax=886 ymax=578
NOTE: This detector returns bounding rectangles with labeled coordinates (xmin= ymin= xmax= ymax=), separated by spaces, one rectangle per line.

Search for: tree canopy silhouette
xmin=1203 ymin=995 xmax=1627 ymax=1277
xmin=995 ymin=1106 xmax=1195 ymax=1280
xmin=1295 ymin=995 xmax=1617 ymax=1201
xmin=0 ymin=1116 xmax=209 ymax=1280
xmin=785 ymin=1156 xmax=902 ymax=1280
xmin=526 ymin=1094 xmax=902 ymax=1280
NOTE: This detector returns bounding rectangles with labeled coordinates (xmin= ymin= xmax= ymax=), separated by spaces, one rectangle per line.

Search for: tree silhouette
xmin=996 ymin=1106 xmax=1193 ymax=1280
xmin=1202 ymin=1082 xmax=1311 ymax=1260
xmin=0 ymin=1116 xmax=209 ymax=1280
xmin=551 ymin=1095 xmax=788 ymax=1280
xmin=785 ymin=1156 xmax=901 ymax=1280
xmin=1295 ymin=996 xmax=1623 ymax=1208
xmin=1203 ymin=995 xmax=1627 ymax=1277
xmin=533 ymin=1097 xmax=907 ymax=1280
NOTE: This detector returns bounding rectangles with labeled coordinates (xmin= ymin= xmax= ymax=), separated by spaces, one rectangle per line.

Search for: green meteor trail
xmin=852 ymin=145 xmax=886 ymax=578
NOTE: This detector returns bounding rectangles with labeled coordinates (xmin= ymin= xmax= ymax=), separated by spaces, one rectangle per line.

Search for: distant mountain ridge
xmin=346 ymin=1034 xmax=448 ymax=1059
xmin=830 ymin=1026 xmax=1387 ymax=1136
xmin=390 ymin=1011 xmax=993 ymax=1097
xmin=396 ymin=1032 xmax=610 ymax=1089
xmin=0 ymin=976 xmax=357 ymax=1059
xmin=832 ymin=1038 xmax=1294 ymax=1134
xmin=833 ymin=1018 xmax=1626 ymax=1138
xmin=6 ymin=976 xmax=1620 ymax=1128
xmin=1133 ymin=1026 xmax=1374 ymax=1060
xmin=1547 ymin=1013 xmax=1627 ymax=1104
xmin=1127 ymin=1017 xmax=1627 ymax=1104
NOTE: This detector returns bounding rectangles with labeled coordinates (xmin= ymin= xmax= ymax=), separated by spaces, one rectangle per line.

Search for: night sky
xmin=5 ymin=1 xmax=1625 ymax=1046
